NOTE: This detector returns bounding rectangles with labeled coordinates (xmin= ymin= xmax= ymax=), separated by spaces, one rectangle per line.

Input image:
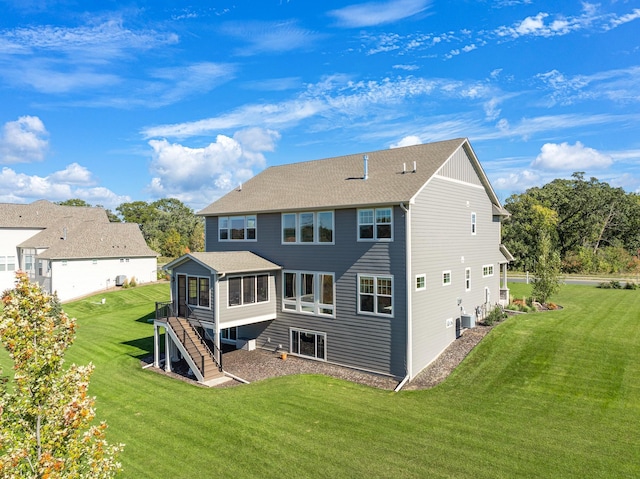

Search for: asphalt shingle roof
xmin=198 ymin=138 xmax=470 ymax=216
xmin=167 ymin=251 xmax=281 ymax=274
xmin=2 ymin=200 xmax=157 ymax=260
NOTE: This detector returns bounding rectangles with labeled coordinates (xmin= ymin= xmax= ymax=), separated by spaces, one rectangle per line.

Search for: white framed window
xmin=358 ymin=207 xmax=393 ymax=241
xmin=92 ymin=259 xmax=98 ymax=265
xmin=282 ymin=271 xmax=335 ymax=317
xmin=62 ymin=260 xmax=68 ymax=266
xmin=228 ymin=274 xmax=269 ymax=307
xmin=282 ymin=211 xmax=334 ymax=244
xmin=471 ymin=212 xmax=477 ymax=235
xmin=483 ymin=264 xmax=494 ymax=277
xmin=442 ymin=270 xmax=451 ymax=286
xmin=358 ymin=274 xmax=393 ymax=316
xmin=186 ymin=275 xmax=211 ymax=308
xmin=415 ymin=274 xmax=426 ymax=291
xmin=290 ymin=328 xmax=326 ymax=360
xmin=465 ymin=267 xmax=471 ymax=291
xmin=219 ymin=215 xmax=257 ymax=241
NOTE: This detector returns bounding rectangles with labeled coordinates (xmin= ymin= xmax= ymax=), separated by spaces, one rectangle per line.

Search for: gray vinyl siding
xmin=204 ymin=207 xmax=407 ymax=377
xmin=218 ymin=274 xmax=277 ymax=326
xmin=409 ymin=171 xmax=501 ymax=377
xmin=436 ymin=147 xmax=483 ymax=186
xmin=170 ymin=261 xmax=215 ymax=323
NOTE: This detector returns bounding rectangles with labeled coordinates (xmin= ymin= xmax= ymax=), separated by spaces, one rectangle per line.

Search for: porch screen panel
xmin=243 ymin=275 xmax=256 ymax=304
xmin=228 ymin=277 xmax=241 ymax=306
xmin=199 ymin=278 xmax=210 ymax=307
xmin=257 ymin=274 xmax=269 ymax=302
xmin=188 ymin=277 xmax=198 ymax=305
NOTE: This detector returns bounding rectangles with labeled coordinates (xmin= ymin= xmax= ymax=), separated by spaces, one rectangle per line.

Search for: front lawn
xmin=40 ymin=283 xmax=640 ymax=477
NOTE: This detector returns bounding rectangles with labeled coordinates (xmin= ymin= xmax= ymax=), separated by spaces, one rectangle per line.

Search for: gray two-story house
xmin=153 ymin=138 xmax=512 ymax=386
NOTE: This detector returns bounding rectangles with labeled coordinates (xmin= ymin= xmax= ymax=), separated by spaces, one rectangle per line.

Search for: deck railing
xmin=155 ymin=301 xmax=222 ymax=371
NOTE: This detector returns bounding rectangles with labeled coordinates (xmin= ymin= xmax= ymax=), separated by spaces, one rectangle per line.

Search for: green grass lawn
xmin=8 ymin=282 xmax=640 ymax=478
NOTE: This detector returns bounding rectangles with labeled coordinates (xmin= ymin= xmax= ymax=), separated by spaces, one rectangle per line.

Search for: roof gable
xmin=198 ymin=138 xmax=470 ymax=216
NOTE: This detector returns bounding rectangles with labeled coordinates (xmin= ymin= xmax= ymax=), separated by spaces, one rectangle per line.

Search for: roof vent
xmin=413 ymin=161 xmax=417 ymax=173
xmin=363 ymin=155 xmax=369 ymax=180
xmin=402 ymin=163 xmax=406 ymax=174
xmin=61 ymin=227 xmax=67 ymax=241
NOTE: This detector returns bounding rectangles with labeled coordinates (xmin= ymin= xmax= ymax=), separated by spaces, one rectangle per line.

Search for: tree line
xmin=57 ymin=198 xmax=204 ymax=258
xmin=503 ymin=172 xmax=640 ymax=275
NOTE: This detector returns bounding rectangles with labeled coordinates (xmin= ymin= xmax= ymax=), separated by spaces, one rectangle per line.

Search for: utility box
xmin=461 ymin=314 xmax=475 ymax=329
xmin=115 ymin=275 xmax=127 ymax=286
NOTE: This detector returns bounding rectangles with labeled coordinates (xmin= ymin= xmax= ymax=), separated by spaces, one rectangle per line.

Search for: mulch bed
xmin=142 ymin=322 xmax=495 ymax=391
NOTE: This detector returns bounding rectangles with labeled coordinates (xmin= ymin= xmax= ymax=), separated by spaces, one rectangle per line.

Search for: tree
xmin=531 ymin=230 xmax=562 ymax=304
xmin=0 ymin=272 xmax=123 ymax=478
xmin=56 ymin=199 xmax=92 ymax=207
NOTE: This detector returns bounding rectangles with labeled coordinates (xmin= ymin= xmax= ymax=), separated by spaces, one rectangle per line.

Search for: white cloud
xmin=390 ymin=135 xmax=422 ymax=148
xmin=492 ymin=169 xmax=541 ymax=191
xmin=220 ymin=20 xmax=324 ymax=56
xmin=0 ymin=164 xmax=128 ymax=207
xmin=49 ymin=163 xmax=94 ymax=185
xmin=146 ymin=128 xmax=280 ymax=205
xmin=328 ymin=0 xmax=431 ymax=28
xmin=0 ymin=115 xmax=49 ymax=164
xmin=531 ymin=141 xmax=613 ymax=170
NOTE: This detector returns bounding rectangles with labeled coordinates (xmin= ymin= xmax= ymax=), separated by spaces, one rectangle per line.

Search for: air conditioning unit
xmin=237 ymin=338 xmax=256 ymax=351
xmin=115 ymin=275 xmax=127 ymax=286
xmin=461 ymin=314 xmax=475 ymax=329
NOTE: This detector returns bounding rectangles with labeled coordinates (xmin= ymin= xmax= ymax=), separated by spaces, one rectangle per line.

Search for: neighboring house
xmin=155 ymin=138 xmax=513 ymax=386
xmin=0 ymin=200 xmax=158 ymax=301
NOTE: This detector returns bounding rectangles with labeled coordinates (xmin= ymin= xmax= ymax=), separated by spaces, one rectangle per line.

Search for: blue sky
xmin=0 ymin=0 xmax=638 ymax=211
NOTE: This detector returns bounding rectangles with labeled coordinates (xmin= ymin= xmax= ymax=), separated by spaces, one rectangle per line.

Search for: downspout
xmin=397 ymin=202 xmax=412 ymax=391
xmin=215 ymin=272 xmax=225 ymax=367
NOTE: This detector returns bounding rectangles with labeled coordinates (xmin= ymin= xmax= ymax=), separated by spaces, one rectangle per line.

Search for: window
xmin=62 ymin=260 xmax=68 ymax=266
xmin=186 ymin=276 xmax=210 ymax=308
xmin=7 ymin=256 xmax=15 ymax=271
xmin=358 ymin=274 xmax=393 ymax=316
xmin=228 ymin=274 xmax=269 ymax=307
xmin=358 ymin=207 xmax=392 ymax=240
xmin=221 ymin=327 xmax=237 ymax=342
xmin=92 ymin=259 xmax=98 ymax=265
xmin=290 ymin=329 xmax=326 ymax=360
xmin=199 ymin=278 xmax=210 ymax=307
xmin=471 ymin=212 xmax=477 ymax=235
xmin=415 ymin=274 xmax=426 ymax=291
xmin=0 ymin=256 xmax=5 ymax=272
xmin=442 ymin=271 xmax=451 ymax=286
xmin=282 ymin=211 xmax=334 ymax=244
xmin=219 ymin=215 xmax=257 ymax=241
xmin=465 ymin=268 xmax=471 ymax=291
xmin=282 ymin=271 xmax=335 ymax=316
xmin=483 ymin=265 xmax=494 ymax=277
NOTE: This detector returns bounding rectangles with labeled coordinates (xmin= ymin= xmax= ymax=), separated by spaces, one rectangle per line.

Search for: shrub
xmin=484 ymin=306 xmax=507 ymax=325
xmin=624 ymin=281 xmax=638 ymax=290
xmin=129 ymin=276 xmax=137 ymax=287
xmin=121 ymin=278 xmax=129 ymax=289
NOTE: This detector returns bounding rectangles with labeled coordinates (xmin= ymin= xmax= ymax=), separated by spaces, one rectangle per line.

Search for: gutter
xmin=394 ymin=375 xmax=410 ymax=392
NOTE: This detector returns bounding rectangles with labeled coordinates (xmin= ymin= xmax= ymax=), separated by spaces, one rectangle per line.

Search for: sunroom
xmin=153 ymin=251 xmax=281 ymax=382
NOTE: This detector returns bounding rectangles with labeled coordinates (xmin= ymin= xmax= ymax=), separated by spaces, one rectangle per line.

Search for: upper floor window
xmin=219 ymin=215 xmax=256 ymax=241
xmin=283 ymin=271 xmax=335 ymax=316
xmin=358 ymin=207 xmax=392 ymax=241
xmin=471 ymin=212 xmax=477 ymax=235
xmin=483 ymin=265 xmax=494 ymax=277
xmin=415 ymin=274 xmax=426 ymax=291
xmin=228 ymin=274 xmax=269 ymax=307
xmin=465 ymin=267 xmax=471 ymax=291
xmin=442 ymin=270 xmax=451 ymax=286
xmin=358 ymin=274 xmax=393 ymax=316
xmin=282 ymin=211 xmax=334 ymax=244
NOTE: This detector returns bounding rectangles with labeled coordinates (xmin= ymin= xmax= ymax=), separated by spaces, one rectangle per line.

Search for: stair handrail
xmin=185 ymin=305 xmax=222 ymax=371
xmin=166 ymin=316 xmax=210 ymax=378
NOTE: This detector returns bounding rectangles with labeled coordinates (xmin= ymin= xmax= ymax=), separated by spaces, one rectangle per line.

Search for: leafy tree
xmin=116 ymin=198 xmax=204 ymax=257
xmin=531 ymin=230 xmax=562 ymax=303
xmin=0 ymin=272 xmax=123 ymax=478
xmin=56 ymin=199 xmax=92 ymax=207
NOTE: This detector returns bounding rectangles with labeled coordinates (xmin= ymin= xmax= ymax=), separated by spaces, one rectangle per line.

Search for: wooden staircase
xmin=166 ymin=316 xmax=223 ymax=383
